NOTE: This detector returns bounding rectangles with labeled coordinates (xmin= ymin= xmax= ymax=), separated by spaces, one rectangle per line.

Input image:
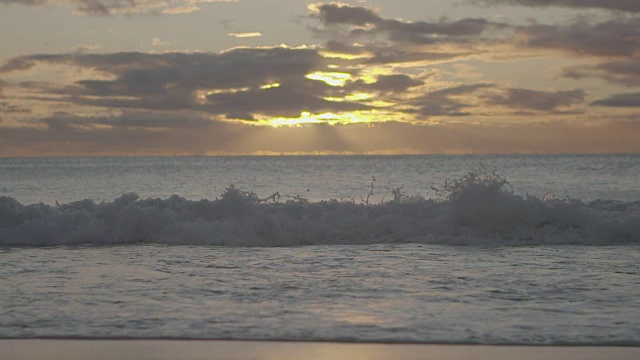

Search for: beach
xmin=3 ymin=340 xmax=640 ymax=360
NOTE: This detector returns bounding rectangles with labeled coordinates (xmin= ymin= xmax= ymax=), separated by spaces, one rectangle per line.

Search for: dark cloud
xmin=312 ymin=3 xmax=505 ymax=44
xmin=2 ymin=1 xmax=640 ymax=156
xmin=0 ymin=0 xmax=46 ymax=5
xmin=0 ymin=101 xmax=31 ymax=114
xmin=311 ymin=3 xmax=640 ymax=65
xmin=357 ymin=119 xmax=640 ymax=154
xmin=367 ymin=74 xmax=423 ymax=92
xmin=0 ymin=0 xmax=227 ymax=15
xmin=3 ymin=48 xmax=324 ymax=88
xmin=412 ymin=83 xmax=494 ymax=118
xmin=41 ymin=110 xmax=215 ymax=130
xmin=313 ymin=3 xmax=382 ymax=27
xmin=1 ymin=52 xmax=169 ymax=73
xmin=563 ymin=58 xmax=640 ymax=86
xmin=365 ymin=50 xmax=474 ymax=66
xmin=347 ymin=74 xmax=423 ymax=94
xmin=485 ymin=88 xmax=585 ymax=112
xmin=323 ymin=40 xmax=370 ymax=56
xmin=308 ymin=4 xmax=508 ymax=69
xmin=592 ymin=93 xmax=640 ymax=107
xmin=4 ymin=116 xmax=639 ymax=156
xmin=518 ymin=18 xmax=640 ymax=57
xmin=0 ymin=111 xmax=244 ymax=157
xmin=0 ymin=110 xmax=369 ymax=156
xmin=430 ymin=83 xmax=494 ymax=97
xmin=205 ymin=83 xmax=369 ymax=119
xmin=471 ymin=0 xmax=640 ymax=12
xmin=382 ymin=18 xmax=498 ymax=41
xmin=0 ymin=47 xmax=375 ymax=120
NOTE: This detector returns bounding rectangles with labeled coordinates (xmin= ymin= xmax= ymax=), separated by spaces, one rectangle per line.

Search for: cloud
xmin=309 ymin=3 xmax=511 ymax=69
xmin=592 ymin=92 xmax=640 ymax=107
xmin=151 ymin=38 xmax=171 ymax=47
xmin=310 ymin=3 xmax=506 ymax=43
xmin=470 ymin=0 xmax=640 ymax=13
xmin=0 ymin=45 xmax=501 ymax=130
xmin=0 ymin=47 xmax=378 ymax=121
xmin=73 ymin=44 xmax=104 ymax=53
xmin=1 ymin=47 xmax=322 ymax=88
xmin=517 ymin=18 xmax=640 ymax=58
xmin=322 ymin=40 xmax=370 ymax=57
xmin=41 ymin=110 xmax=216 ymax=129
xmin=485 ymin=88 xmax=585 ymax=112
xmin=351 ymin=74 xmax=423 ymax=93
xmin=2 ymin=42 xmax=597 ymax=127
xmin=3 ymin=116 xmax=640 ymax=156
xmin=0 ymin=101 xmax=31 ymax=113
xmin=311 ymin=2 xmax=382 ymax=27
xmin=358 ymin=119 xmax=640 ymax=154
xmin=311 ymin=3 xmax=640 ymax=67
xmin=526 ymin=18 xmax=640 ymax=86
xmin=205 ymin=82 xmax=370 ymax=119
xmin=562 ymin=57 xmax=640 ymax=86
xmin=227 ymin=32 xmax=262 ymax=38
xmin=2 ymin=1 xmax=640 ymax=156
xmin=0 ymin=0 xmax=238 ymax=16
xmin=411 ymin=83 xmax=494 ymax=118
xmin=0 ymin=110 xmax=243 ymax=156
xmin=2 ymin=4 xmax=629 ymax=127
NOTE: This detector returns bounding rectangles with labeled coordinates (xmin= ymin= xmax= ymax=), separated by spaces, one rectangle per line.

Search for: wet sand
xmin=2 ymin=340 xmax=639 ymax=360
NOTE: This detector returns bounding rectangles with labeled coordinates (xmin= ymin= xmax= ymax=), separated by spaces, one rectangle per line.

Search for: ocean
xmin=1 ymin=155 xmax=639 ymax=345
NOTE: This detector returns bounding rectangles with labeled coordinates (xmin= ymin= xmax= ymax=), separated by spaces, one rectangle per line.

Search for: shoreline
xmin=3 ymin=339 xmax=640 ymax=360
xmin=3 ymin=337 xmax=640 ymax=346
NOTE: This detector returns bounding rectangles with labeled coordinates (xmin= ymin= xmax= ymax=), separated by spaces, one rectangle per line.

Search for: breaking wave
xmin=1 ymin=170 xmax=639 ymax=247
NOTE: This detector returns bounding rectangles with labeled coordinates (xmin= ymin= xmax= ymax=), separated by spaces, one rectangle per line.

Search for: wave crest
xmin=1 ymin=170 xmax=639 ymax=247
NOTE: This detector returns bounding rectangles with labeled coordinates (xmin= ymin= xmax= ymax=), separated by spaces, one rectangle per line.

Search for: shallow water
xmin=2 ymin=244 xmax=639 ymax=344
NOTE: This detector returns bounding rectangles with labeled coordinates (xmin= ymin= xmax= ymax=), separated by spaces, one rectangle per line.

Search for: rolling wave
xmin=1 ymin=171 xmax=638 ymax=247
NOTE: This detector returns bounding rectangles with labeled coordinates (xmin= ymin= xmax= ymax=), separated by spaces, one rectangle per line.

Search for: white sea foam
xmin=1 ymin=170 xmax=638 ymax=247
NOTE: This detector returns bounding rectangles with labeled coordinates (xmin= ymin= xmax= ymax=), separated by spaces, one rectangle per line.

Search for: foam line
xmin=1 ymin=170 xmax=638 ymax=247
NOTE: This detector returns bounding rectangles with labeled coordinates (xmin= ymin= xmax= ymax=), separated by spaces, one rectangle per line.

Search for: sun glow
xmin=228 ymin=32 xmax=262 ymax=38
xmin=250 ymin=109 xmax=398 ymax=127
xmin=319 ymin=50 xmax=373 ymax=60
xmin=324 ymin=92 xmax=374 ymax=103
xmin=194 ymin=87 xmax=251 ymax=103
xmin=305 ymin=71 xmax=352 ymax=86
xmin=260 ymin=82 xmax=281 ymax=89
xmin=358 ymin=67 xmax=395 ymax=84
xmin=345 ymin=92 xmax=374 ymax=101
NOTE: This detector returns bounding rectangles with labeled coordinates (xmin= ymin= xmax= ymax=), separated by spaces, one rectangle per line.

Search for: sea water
xmin=1 ymin=155 xmax=639 ymax=344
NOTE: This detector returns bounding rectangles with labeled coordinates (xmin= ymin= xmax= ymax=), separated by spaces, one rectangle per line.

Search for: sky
xmin=0 ymin=0 xmax=639 ymax=156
